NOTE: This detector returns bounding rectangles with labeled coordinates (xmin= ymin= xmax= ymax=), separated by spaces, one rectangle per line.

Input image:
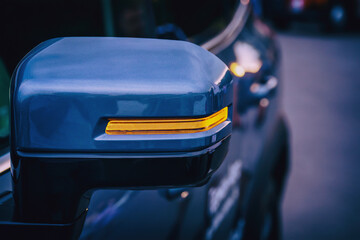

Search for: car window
xmin=152 ymin=0 xmax=239 ymax=44
xmin=108 ymin=0 xmax=239 ymax=43
xmin=167 ymin=0 xmax=239 ymax=44
xmin=0 ymin=0 xmax=241 ymax=74
xmin=0 ymin=59 xmax=10 ymax=149
xmin=0 ymin=0 xmax=105 ymax=73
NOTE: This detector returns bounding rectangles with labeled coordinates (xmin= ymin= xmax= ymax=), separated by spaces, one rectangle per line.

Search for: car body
xmin=0 ymin=0 xmax=289 ymax=239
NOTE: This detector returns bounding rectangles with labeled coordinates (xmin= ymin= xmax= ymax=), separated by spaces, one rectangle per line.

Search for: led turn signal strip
xmin=105 ymin=107 xmax=228 ymax=135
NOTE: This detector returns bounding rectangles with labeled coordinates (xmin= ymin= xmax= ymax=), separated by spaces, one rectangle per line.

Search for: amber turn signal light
xmin=105 ymin=107 xmax=228 ymax=135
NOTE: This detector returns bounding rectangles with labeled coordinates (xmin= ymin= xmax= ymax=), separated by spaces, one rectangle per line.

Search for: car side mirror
xmin=10 ymin=37 xmax=232 ymax=237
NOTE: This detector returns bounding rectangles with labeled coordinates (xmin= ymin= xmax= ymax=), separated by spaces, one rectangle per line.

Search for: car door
xmin=199 ymin=4 xmax=286 ymax=240
xmin=80 ymin=1 xmax=284 ymax=239
xmin=79 ymin=1 xmax=252 ymax=239
xmin=79 ymin=1 xmax=244 ymax=239
xmin=79 ymin=1 xmax=285 ymax=239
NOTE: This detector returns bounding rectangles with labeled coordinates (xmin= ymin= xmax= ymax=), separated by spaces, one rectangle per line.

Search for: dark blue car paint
xmin=9 ymin=37 xmax=235 ymax=238
xmin=0 ymin=3 xmax=289 ymax=240
xmin=12 ymin=37 xmax=232 ymax=153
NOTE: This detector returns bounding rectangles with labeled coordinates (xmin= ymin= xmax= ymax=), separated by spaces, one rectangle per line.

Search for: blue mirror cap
xmin=11 ymin=37 xmax=232 ymax=152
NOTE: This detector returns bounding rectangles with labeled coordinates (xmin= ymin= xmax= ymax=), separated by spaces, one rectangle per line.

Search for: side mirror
xmin=10 ymin=37 xmax=232 ymax=235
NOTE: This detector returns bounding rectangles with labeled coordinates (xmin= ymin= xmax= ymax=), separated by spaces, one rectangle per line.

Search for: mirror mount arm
xmin=10 ymin=136 xmax=230 ymax=236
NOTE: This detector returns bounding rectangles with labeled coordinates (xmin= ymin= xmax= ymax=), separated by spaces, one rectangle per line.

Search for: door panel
xmin=79 ymin=4 xmax=283 ymax=240
xmin=206 ymin=12 xmax=283 ymax=240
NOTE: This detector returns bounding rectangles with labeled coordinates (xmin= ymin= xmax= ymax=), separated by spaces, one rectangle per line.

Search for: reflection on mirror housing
xmin=10 ymin=37 xmax=233 ymax=234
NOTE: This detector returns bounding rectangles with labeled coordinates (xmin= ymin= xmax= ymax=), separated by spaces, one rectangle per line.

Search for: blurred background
xmin=255 ymin=1 xmax=360 ymax=239
xmin=281 ymin=29 xmax=360 ymax=240
xmin=0 ymin=0 xmax=360 ymax=239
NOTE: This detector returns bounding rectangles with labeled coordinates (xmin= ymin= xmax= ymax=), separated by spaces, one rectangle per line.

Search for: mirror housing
xmin=10 ymin=37 xmax=232 ymax=226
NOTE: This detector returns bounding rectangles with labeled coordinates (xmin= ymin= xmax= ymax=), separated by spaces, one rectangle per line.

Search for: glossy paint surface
xmin=10 ymin=36 xmax=234 ymax=231
xmin=12 ymin=37 xmax=232 ymax=152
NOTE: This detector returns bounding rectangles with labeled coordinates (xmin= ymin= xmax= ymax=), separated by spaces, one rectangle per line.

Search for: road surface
xmin=278 ymin=30 xmax=360 ymax=240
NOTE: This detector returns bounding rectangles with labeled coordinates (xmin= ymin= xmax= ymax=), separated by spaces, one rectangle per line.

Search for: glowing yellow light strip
xmin=105 ymin=107 xmax=228 ymax=135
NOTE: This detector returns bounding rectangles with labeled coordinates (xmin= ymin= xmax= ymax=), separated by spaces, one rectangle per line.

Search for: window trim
xmin=0 ymin=152 xmax=10 ymax=175
xmin=201 ymin=2 xmax=251 ymax=54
